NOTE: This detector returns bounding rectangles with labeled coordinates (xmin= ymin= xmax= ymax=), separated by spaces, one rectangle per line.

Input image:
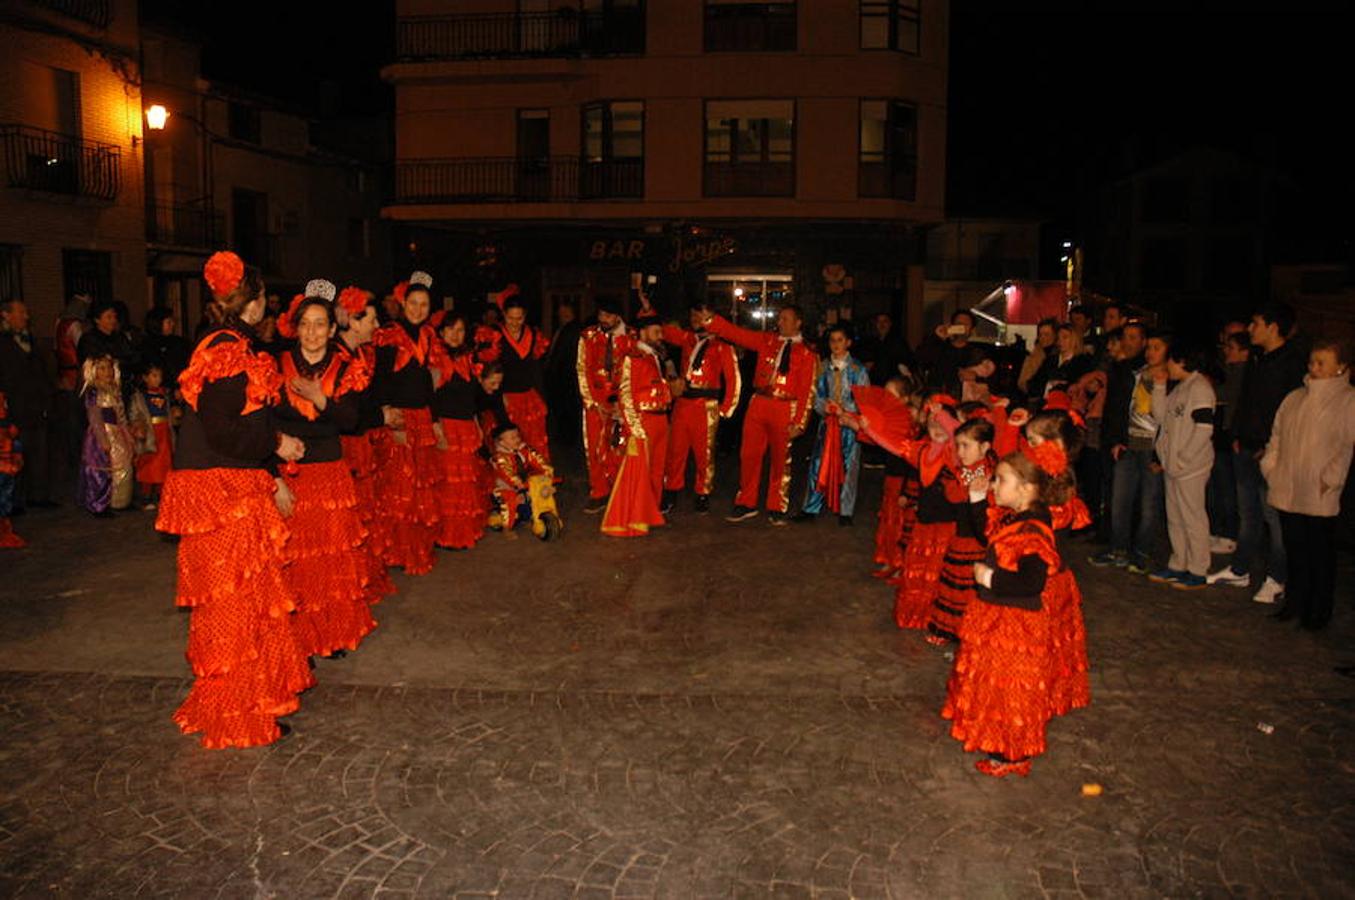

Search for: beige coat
xmin=1262 ymin=375 xmax=1355 ymax=517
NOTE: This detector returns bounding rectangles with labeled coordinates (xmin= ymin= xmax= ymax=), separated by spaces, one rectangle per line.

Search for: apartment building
xmin=383 ymin=0 xmax=947 ymax=336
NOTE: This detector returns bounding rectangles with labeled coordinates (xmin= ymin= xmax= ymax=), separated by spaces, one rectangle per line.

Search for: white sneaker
xmin=1209 ymin=535 xmax=1237 ymax=554
xmin=1252 ymin=576 xmax=1285 ymax=604
xmin=1206 ymin=566 xmax=1250 ymax=587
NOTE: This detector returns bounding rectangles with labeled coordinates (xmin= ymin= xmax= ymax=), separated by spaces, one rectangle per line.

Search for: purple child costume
xmin=78 ymin=358 xmax=135 ymax=513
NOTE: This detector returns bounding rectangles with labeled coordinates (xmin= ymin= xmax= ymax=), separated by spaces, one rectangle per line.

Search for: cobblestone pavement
xmin=1 ymin=458 xmax=1353 ymax=898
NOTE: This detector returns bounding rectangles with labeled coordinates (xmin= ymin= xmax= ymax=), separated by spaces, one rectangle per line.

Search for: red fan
xmin=851 ymin=385 xmax=915 ymax=456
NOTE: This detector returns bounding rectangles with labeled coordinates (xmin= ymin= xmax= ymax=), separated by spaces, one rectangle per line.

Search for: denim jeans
xmin=1110 ymin=446 xmax=1165 ymax=562
xmin=1231 ymin=448 xmax=1286 ymax=583
xmin=1206 ymin=446 xmax=1238 ymax=540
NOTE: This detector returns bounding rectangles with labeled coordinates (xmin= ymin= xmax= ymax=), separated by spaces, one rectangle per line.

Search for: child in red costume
xmin=0 ymin=391 xmax=25 ymax=548
xmin=872 ymin=376 xmax=920 ymax=579
xmin=926 ymin=416 xmax=995 ymax=645
xmin=489 ymin=424 xmax=553 ymax=534
xmin=1025 ymin=409 xmax=1092 ymax=717
xmin=893 ymin=395 xmax=962 ymax=629
xmin=942 ymin=445 xmax=1076 ymax=777
xmin=130 ymin=363 xmax=175 ymax=509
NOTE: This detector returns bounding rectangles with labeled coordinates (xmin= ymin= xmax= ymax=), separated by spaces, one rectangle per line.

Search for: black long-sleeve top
xmin=915 ymin=472 xmax=957 ymax=525
xmin=499 ymin=330 xmax=545 ymax=395
xmin=174 ymin=330 xmax=278 ymax=472
xmin=372 ymin=321 xmax=436 ymax=411
xmin=976 ymin=509 xmax=1053 ymax=611
xmin=272 ymin=346 xmax=359 ymax=464
xmin=1101 ymin=352 xmax=1146 ymax=449
xmin=433 ymin=353 xmax=479 ymax=420
xmin=476 ymin=382 xmax=511 ymax=430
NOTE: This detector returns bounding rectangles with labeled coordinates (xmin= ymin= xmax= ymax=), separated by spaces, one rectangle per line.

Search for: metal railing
xmin=397 ymin=9 xmax=644 ymax=62
xmin=0 ymin=123 xmax=120 ymax=201
xmin=145 ymin=203 xmax=224 ymax=248
xmin=394 ymin=157 xmax=643 ymax=204
xmin=31 ymin=0 xmax=112 ymax=28
xmin=704 ymin=3 xmax=797 ymax=52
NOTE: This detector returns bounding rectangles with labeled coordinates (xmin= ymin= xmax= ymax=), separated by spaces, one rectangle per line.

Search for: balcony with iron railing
xmin=30 ymin=0 xmax=111 ymax=28
xmin=396 ymin=9 xmax=644 ymax=62
xmin=0 ymin=124 xmax=120 ymax=202
xmin=394 ymin=157 xmax=643 ymax=204
xmin=146 ymin=202 xmax=225 ymax=249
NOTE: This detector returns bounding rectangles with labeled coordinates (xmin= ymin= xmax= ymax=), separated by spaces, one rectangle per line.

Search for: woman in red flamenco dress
xmin=893 ymin=396 xmax=962 ymax=629
xmin=370 ymin=272 xmax=452 ymax=575
xmin=272 ymin=284 xmax=377 ymax=658
xmin=336 ymin=286 xmax=395 ymax=605
xmin=432 ymin=313 xmax=488 ymax=549
xmin=475 ymin=290 xmax=552 ymax=465
xmin=155 ymin=252 xmax=312 ymax=749
xmin=942 ymin=447 xmax=1073 ymax=777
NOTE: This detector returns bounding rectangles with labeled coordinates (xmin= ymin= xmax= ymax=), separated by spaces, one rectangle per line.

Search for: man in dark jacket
xmin=916 ymin=310 xmax=990 ymax=398
xmin=1207 ymin=303 xmax=1306 ymax=604
xmin=857 ymin=313 xmax=917 ymax=386
xmin=0 ymin=299 xmax=57 ymax=507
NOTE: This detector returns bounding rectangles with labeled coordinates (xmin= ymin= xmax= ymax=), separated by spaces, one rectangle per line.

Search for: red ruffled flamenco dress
xmin=893 ymin=441 xmax=959 ymax=629
xmin=156 ymin=330 xmax=313 ymax=748
xmin=339 ymin=343 xmax=395 ymax=605
xmin=1047 ymin=495 xmax=1092 ymax=716
xmin=435 ymin=352 xmax=489 ymax=550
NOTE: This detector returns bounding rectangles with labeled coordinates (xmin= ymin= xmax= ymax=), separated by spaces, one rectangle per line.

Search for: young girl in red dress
xmin=926 ymin=416 xmax=995 ymax=645
xmin=942 ymin=445 xmax=1076 ymax=777
xmin=893 ymin=395 xmax=961 ymax=629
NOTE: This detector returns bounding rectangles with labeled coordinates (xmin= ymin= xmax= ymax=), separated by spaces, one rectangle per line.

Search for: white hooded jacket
xmin=1262 ymin=375 xmax=1355 ymax=517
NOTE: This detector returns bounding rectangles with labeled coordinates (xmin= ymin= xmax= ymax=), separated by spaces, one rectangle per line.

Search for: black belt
xmin=683 ymin=388 xmax=721 ymax=400
xmin=754 ymin=388 xmax=790 ymax=401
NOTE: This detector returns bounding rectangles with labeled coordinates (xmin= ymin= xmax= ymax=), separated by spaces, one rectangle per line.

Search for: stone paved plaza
xmin=1 ymin=461 xmax=1353 ymax=898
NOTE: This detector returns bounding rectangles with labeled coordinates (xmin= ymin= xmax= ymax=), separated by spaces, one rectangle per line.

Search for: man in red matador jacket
xmin=698 ymin=305 xmax=816 ymax=524
xmin=601 ymin=307 xmax=672 ymax=537
xmin=576 ymin=295 xmax=633 ymax=513
xmin=660 ymin=298 xmax=740 ymax=515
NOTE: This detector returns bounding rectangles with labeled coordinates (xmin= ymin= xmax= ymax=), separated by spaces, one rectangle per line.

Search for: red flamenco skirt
xmin=156 ymin=468 xmax=314 ymax=749
xmin=929 ymin=534 xmax=986 ymax=640
xmin=886 ymin=477 xmax=922 ymax=586
xmin=436 ymin=417 xmax=488 ymax=550
xmin=893 ymin=520 xmax=955 ymax=629
xmin=0 ymin=518 xmax=24 ymax=548
xmin=601 ymin=436 xmax=664 ymax=538
xmin=341 ymin=432 xmax=394 ymax=604
xmin=282 ymin=460 xmax=377 ymax=658
xmin=942 ymin=598 xmax=1052 ymax=762
xmin=1046 ymin=568 xmax=1090 ymax=717
xmin=373 ymin=407 xmax=443 ymax=575
xmin=135 ymin=421 xmax=174 ymax=484
xmin=873 ymin=475 xmax=906 ymax=573
xmin=503 ymin=389 xmax=551 ymax=464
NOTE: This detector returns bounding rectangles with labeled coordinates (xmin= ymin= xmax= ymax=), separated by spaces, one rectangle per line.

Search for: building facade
xmin=140 ymin=27 xmax=393 ymax=333
xmin=0 ymin=0 xmax=145 ymax=332
xmin=383 ymin=0 xmax=947 ymax=336
xmin=923 ymin=217 xmax=1043 ymax=334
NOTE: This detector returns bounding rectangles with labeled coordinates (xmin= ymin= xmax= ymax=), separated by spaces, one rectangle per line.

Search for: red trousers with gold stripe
xmin=736 ymin=394 xmax=794 ymax=513
xmin=664 ymin=396 xmax=720 ymax=496
xmin=583 ymin=405 xmax=621 ymax=500
xmin=635 ymin=411 xmax=669 ymax=504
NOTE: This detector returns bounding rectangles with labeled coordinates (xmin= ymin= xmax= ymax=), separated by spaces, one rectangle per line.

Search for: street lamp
xmin=145 ymin=104 xmax=169 ymax=131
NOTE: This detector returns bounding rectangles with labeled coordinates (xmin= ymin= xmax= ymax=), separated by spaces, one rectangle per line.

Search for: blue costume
xmin=802 ymin=354 xmax=870 ymax=517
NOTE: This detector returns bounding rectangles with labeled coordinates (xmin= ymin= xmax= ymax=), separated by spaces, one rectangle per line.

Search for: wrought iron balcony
xmin=146 ymin=203 xmax=224 ymax=248
xmin=396 ymin=9 xmax=644 ymax=62
xmin=0 ymin=124 xmax=120 ymax=202
xmin=858 ymin=159 xmax=917 ymax=201
xmin=395 ymin=157 xmax=643 ymax=204
xmin=30 ymin=0 xmax=112 ymax=28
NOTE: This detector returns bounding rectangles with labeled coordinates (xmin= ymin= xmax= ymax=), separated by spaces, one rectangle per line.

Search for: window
xmin=581 ymin=101 xmax=644 ymax=198
xmin=62 ymin=249 xmax=112 ymax=305
xmin=859 ymin=100 xmax=917 ymax=200
xmin=0 ymin=245 xmax=22 ymax=302
xmin=704 ymin=1 xmax=796 ymax=52
xmin=228 ymin=102 xmax=261 ymax=144
xmin=704 ymin=100 xmax=794 ymax=197
xmin=861 ymin=0 xmax=920 ymax=53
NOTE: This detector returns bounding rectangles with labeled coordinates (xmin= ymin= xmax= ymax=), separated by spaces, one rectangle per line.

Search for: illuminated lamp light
xmin=145 ymin=105 xmax=169 ymax=131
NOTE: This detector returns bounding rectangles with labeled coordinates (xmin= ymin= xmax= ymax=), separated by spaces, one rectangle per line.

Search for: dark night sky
xmin=144 ymin=1 xmax=1352 ymax=260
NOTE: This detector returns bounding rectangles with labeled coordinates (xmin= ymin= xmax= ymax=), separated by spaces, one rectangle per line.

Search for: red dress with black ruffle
xmin=893 ymin=441 xmax=958 ymax=630
xmin=156 ymin=329 xmax=313 ymax=749
xmin=1048 ymin=495 xmax=1092 ymax=716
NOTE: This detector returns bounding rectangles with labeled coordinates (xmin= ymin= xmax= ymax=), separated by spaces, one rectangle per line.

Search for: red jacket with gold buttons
xmin=706 ymin=315 xmax=816 ymax=431
xmin=617 ymin=343 xmax=672 ymax=442
xmin=661 ymin=324 xmax=741 ymax=418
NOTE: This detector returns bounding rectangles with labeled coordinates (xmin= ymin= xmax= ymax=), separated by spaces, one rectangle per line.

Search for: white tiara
xmin=409 ymin=271 xmax=433 ymax=289
xmin=304 ymin=279 xmax=336 ymax=302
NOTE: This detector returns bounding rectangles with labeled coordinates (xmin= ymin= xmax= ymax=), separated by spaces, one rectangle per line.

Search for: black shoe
xmin=582 ymin=496 xmax=608 ymax=514
xmin=660 ymin=491 xmax=676 ymax=515
xmin=694 ymin=495 xmax=710 ymax=514
xmin=326 ymin=649 xmax=349 ymax=660
xmin=1335 ymin=665 xmax=1355 ymax=678
xmin=1271 ymin=606 xmax=1297 ymax=622
xmin=92 ymin=509 xmax=115 ymax=519
xmin=838 ymin=515 xmax=853 ymax=526
xmin=791 ymin=511 xmax=817 ymax=523
xmin=726 ymin=505 xmax=759 ymax=522
xmin=277 ymin=723 xmax=293 ymax=738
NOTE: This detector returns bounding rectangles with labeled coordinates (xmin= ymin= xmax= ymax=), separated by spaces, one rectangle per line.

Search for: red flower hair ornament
xmin=392 ymin=281 xmax=409 ymax=305
xmin=203 ymin=251 xmax=245 ymax=299
xmin=338 ymin=286 xmax=369 ymax=317
xmin=1026 ymin=441 xmax=1068 ymax=477
xmin=276 ymin=294 xmax=305 ymax=339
